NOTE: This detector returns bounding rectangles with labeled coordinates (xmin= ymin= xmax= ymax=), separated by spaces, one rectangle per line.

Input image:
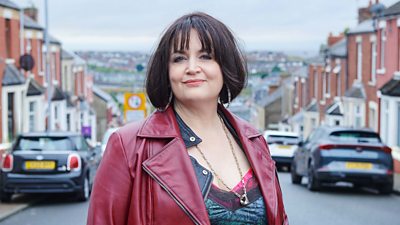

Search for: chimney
xmin=24 ymin=7 xmax=38 ymax=22
xmin=327 ymin=32 xmax=344 ymax=47
xmin=358 ymin=2 xmax=374 ymax=24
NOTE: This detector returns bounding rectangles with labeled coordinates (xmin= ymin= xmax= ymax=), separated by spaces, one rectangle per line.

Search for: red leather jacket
xmin=87 ymin=106 xmax=288 ymax=225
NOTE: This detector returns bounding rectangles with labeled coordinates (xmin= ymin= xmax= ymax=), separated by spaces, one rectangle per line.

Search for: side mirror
xmin=298 ymin=141 xmax=304 ymax=147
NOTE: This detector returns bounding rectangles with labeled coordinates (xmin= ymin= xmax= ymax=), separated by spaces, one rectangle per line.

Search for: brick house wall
xmin=347 ymin=32 xmax=379 ymax=130
xmin=376 ymin=18 xmax=400 ymax=88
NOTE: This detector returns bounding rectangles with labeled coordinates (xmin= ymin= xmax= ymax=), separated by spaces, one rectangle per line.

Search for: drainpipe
xmin=44 ymin=0 xmax=52 ymax=131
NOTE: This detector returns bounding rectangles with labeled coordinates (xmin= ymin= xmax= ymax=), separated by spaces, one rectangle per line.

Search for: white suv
xmin=263 ymin=130 xmax=300 ymax=170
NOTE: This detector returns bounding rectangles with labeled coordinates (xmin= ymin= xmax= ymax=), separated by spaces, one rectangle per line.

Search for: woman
xmin=87 ymin=12 xmax=288 ymax=225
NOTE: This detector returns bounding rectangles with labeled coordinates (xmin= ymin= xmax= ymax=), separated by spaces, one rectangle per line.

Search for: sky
xmin=14 ymin=0 xmax=400 ymax=55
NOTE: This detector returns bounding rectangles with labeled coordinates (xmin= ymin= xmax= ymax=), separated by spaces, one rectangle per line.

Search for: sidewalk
xmin=393 ymin=150 xmax=400 ymax=194
xmin=0 ymin=202 xmax=30 ymax=222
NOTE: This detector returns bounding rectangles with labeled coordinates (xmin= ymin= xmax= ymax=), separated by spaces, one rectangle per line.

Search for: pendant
xmin=240 ymin=194 xmax=250 ymax=206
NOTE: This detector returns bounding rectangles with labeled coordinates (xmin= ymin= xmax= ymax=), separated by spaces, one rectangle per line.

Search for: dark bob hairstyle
xmin=146 ymin=12 xmax=247 ymax=108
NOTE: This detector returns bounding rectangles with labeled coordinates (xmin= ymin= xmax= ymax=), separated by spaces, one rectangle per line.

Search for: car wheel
xmin=378 ymin=183 xmax=393 ymax=195
xmin=77 ymin=176 xmax=90 ymax=202
xmin=0 ymin=190 xmax=12 ymax=203
xmin=307 ymin=164 xmax=320 ymax=191
xmin=290 ymin=163 xmax=302 ymax=184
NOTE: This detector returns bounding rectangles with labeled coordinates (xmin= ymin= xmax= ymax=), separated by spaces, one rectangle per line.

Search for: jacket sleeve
xmin=87 ymin=132 xmax=133 ymax=225
xmin=261 ymin=136 xmax=289 ymax=225
xmin=275 ymin=170 xmax=289 ymax=225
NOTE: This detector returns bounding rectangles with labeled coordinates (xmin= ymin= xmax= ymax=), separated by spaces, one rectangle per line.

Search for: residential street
xmin=1 ymin=172 xmax=400 ymax=225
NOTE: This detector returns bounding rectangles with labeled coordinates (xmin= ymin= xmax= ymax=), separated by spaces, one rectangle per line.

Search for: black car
xmin=291 ymin=126 xmax=393 ymax=194
xmin=0 ymin=132 xmax=100 ymax=202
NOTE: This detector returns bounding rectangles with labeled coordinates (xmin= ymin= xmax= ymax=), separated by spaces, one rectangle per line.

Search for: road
xmin=1 ymin=172 xmax=399 ymax=225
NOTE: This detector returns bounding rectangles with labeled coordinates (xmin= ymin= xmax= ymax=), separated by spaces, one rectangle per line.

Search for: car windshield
xmin=329 ymin=131 xmax=381 ymax=143
xmin=14 ymin=136 xmax=75 ymax=151
xmin=267 ymin=135 xmax=299 ymax=145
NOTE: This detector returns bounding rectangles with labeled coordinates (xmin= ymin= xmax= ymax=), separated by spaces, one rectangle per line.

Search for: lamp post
xmin=44 ymin=0 xmax=52 ymax=131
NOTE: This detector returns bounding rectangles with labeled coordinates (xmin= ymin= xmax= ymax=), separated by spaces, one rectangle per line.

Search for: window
xmin=369 ymin=106 xmax=377 ymax=131
xmin=314 ymin=71 xmax=318 ymax=98
xmin=357 ymin=42 xmax=362 ymax=81
xmin=302 ymin=80 xmax=306 ymax=107
xmin=322 ymin=72 xmax=326 ymax=98
xmin=29 ymin=102 xmax=36 ymax=132
xmin=380 ymin=28 xmax=386 ymax=69
xmin=5 ymin=19 xmax=12 ymax=58
xmin=335 ymin=119 xmax=340 ymax=126
xmin=7 ymin=93 xmax=15 ymax=141
xmin=37 ymin=41 xmax=42 ymax=73
xmin=54 ymin=105 xmax=58 ymax=120
xmin=355 ymin=104 xmax=362 ymax=128
xmin=336 ymin=72 xmax=341 ymax=97
xmin=326 ymin=72 xmax=330 ymax=96
xmin=382 ymin=100 xmax=389 ymax=144
xmin=67 ymin=114 xmax=71 ymax=131
xmin=397 ymin=103 xmax=400 ymax=146
xmin=311 ymin=118 xmax=317 ymax=129
xmin=371 ymin=42 xmax=377 ymax=83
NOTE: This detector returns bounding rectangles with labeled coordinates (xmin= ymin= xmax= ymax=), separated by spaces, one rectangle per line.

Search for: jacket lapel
xmin=139 ymin=107 xmax=210 ymax=225
xmin=220 ymin=106 xmax=277 ymax=225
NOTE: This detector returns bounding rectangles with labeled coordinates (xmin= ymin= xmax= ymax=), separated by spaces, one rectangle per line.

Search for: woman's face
xmin=168 ymin=29 xmax=223 ymax=106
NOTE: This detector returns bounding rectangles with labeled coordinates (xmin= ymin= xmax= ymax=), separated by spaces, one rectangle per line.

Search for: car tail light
xmin=1 ymin=154 xmax=13 ymax=172
xmin=67 ymin=154 xmax=81 ymax=171
xmin=319 ymin=144 xmax=335 ymax=150
xmin=381 ymin=146 xmax=392 ymax=154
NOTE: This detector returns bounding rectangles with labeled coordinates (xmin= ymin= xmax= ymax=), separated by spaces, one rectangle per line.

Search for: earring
xmin=219 ymin=85 xmax=231 ymax=108
xmin=226 ymin=86 xmax=231 ymax=108
xmin=157 ymin=91 xmax=173 ymax=112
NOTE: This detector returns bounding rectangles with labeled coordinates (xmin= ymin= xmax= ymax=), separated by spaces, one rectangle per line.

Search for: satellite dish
xmin=19 ymin=54 xmax=35 ymax=71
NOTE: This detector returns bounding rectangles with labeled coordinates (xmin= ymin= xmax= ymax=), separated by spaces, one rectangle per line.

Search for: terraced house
xmin=0 ymin=0 xmax=96 ymax=154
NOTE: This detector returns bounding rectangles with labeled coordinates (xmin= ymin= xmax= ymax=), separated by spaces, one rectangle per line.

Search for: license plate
xmin=345 ymin=162 xmax=372 ymax=170
xmin=277 ymin=145 xmax=291 ymax=149
xmin=25 ymin=161 xmax=56 ymax=170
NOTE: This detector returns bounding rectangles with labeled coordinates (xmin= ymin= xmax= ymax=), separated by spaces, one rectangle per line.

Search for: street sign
xmin=124 ymin=92 xmax=146 ymax=122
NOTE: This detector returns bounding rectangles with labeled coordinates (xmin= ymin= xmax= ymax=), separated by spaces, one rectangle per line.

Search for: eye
xmin=199 ymin=53 xmax=213 ymax=60
xmin=171 ymin=55 xmax=186 ymax=63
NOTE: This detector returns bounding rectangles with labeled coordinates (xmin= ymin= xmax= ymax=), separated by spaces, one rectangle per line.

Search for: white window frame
xmin=379 ymin=28 xmax=386 ymax=73
xmin=28 ymin=101 xmax=36 ymax=132
xmin=382 ymin=99 xmax=389 ymax=144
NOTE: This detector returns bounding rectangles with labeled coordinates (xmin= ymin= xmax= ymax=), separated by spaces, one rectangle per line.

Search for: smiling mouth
xmin=183 ymin=80 xmax=205 ymax=85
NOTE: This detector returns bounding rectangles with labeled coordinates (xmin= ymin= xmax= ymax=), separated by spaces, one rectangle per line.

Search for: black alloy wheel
xmin=290 ymin=162 xmax=302 ymax=184
xmin=378 ymin=183 xmax=393 ymax=195
xmin=307 ymin=163 xmax=320 ymax=191
xmin=77 ymin=176 xmax=90 ymax=202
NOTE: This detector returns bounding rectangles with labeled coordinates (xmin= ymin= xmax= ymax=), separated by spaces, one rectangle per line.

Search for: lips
xmin=183 ymin=79 xmax=205 ymax=86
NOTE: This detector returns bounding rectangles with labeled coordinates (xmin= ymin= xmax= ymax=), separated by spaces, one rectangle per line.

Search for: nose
xmin=186 ymin=58 xmax=201 ymax=75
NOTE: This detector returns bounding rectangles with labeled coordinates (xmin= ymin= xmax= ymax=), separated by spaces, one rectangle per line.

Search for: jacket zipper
xmin=203 ymin=173 xmax=213 ymax=199
xmin=142 ymin=166 xmax=202 ymax=225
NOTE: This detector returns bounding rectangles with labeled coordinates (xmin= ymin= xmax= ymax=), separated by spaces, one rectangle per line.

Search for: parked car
xmin=0 ymin=132 xmax=100 ymax=202
xmin=100 ymin=127 xmax=119 ymax=156
xmin=290 ymin=126 xmax=393 ymax=194
xmin=263 ymin=130 xmax=300 ymax=170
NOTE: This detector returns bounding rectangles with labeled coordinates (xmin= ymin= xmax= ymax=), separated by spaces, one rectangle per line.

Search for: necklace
xmin=195 ymin=116 xmax=250 ymax=206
